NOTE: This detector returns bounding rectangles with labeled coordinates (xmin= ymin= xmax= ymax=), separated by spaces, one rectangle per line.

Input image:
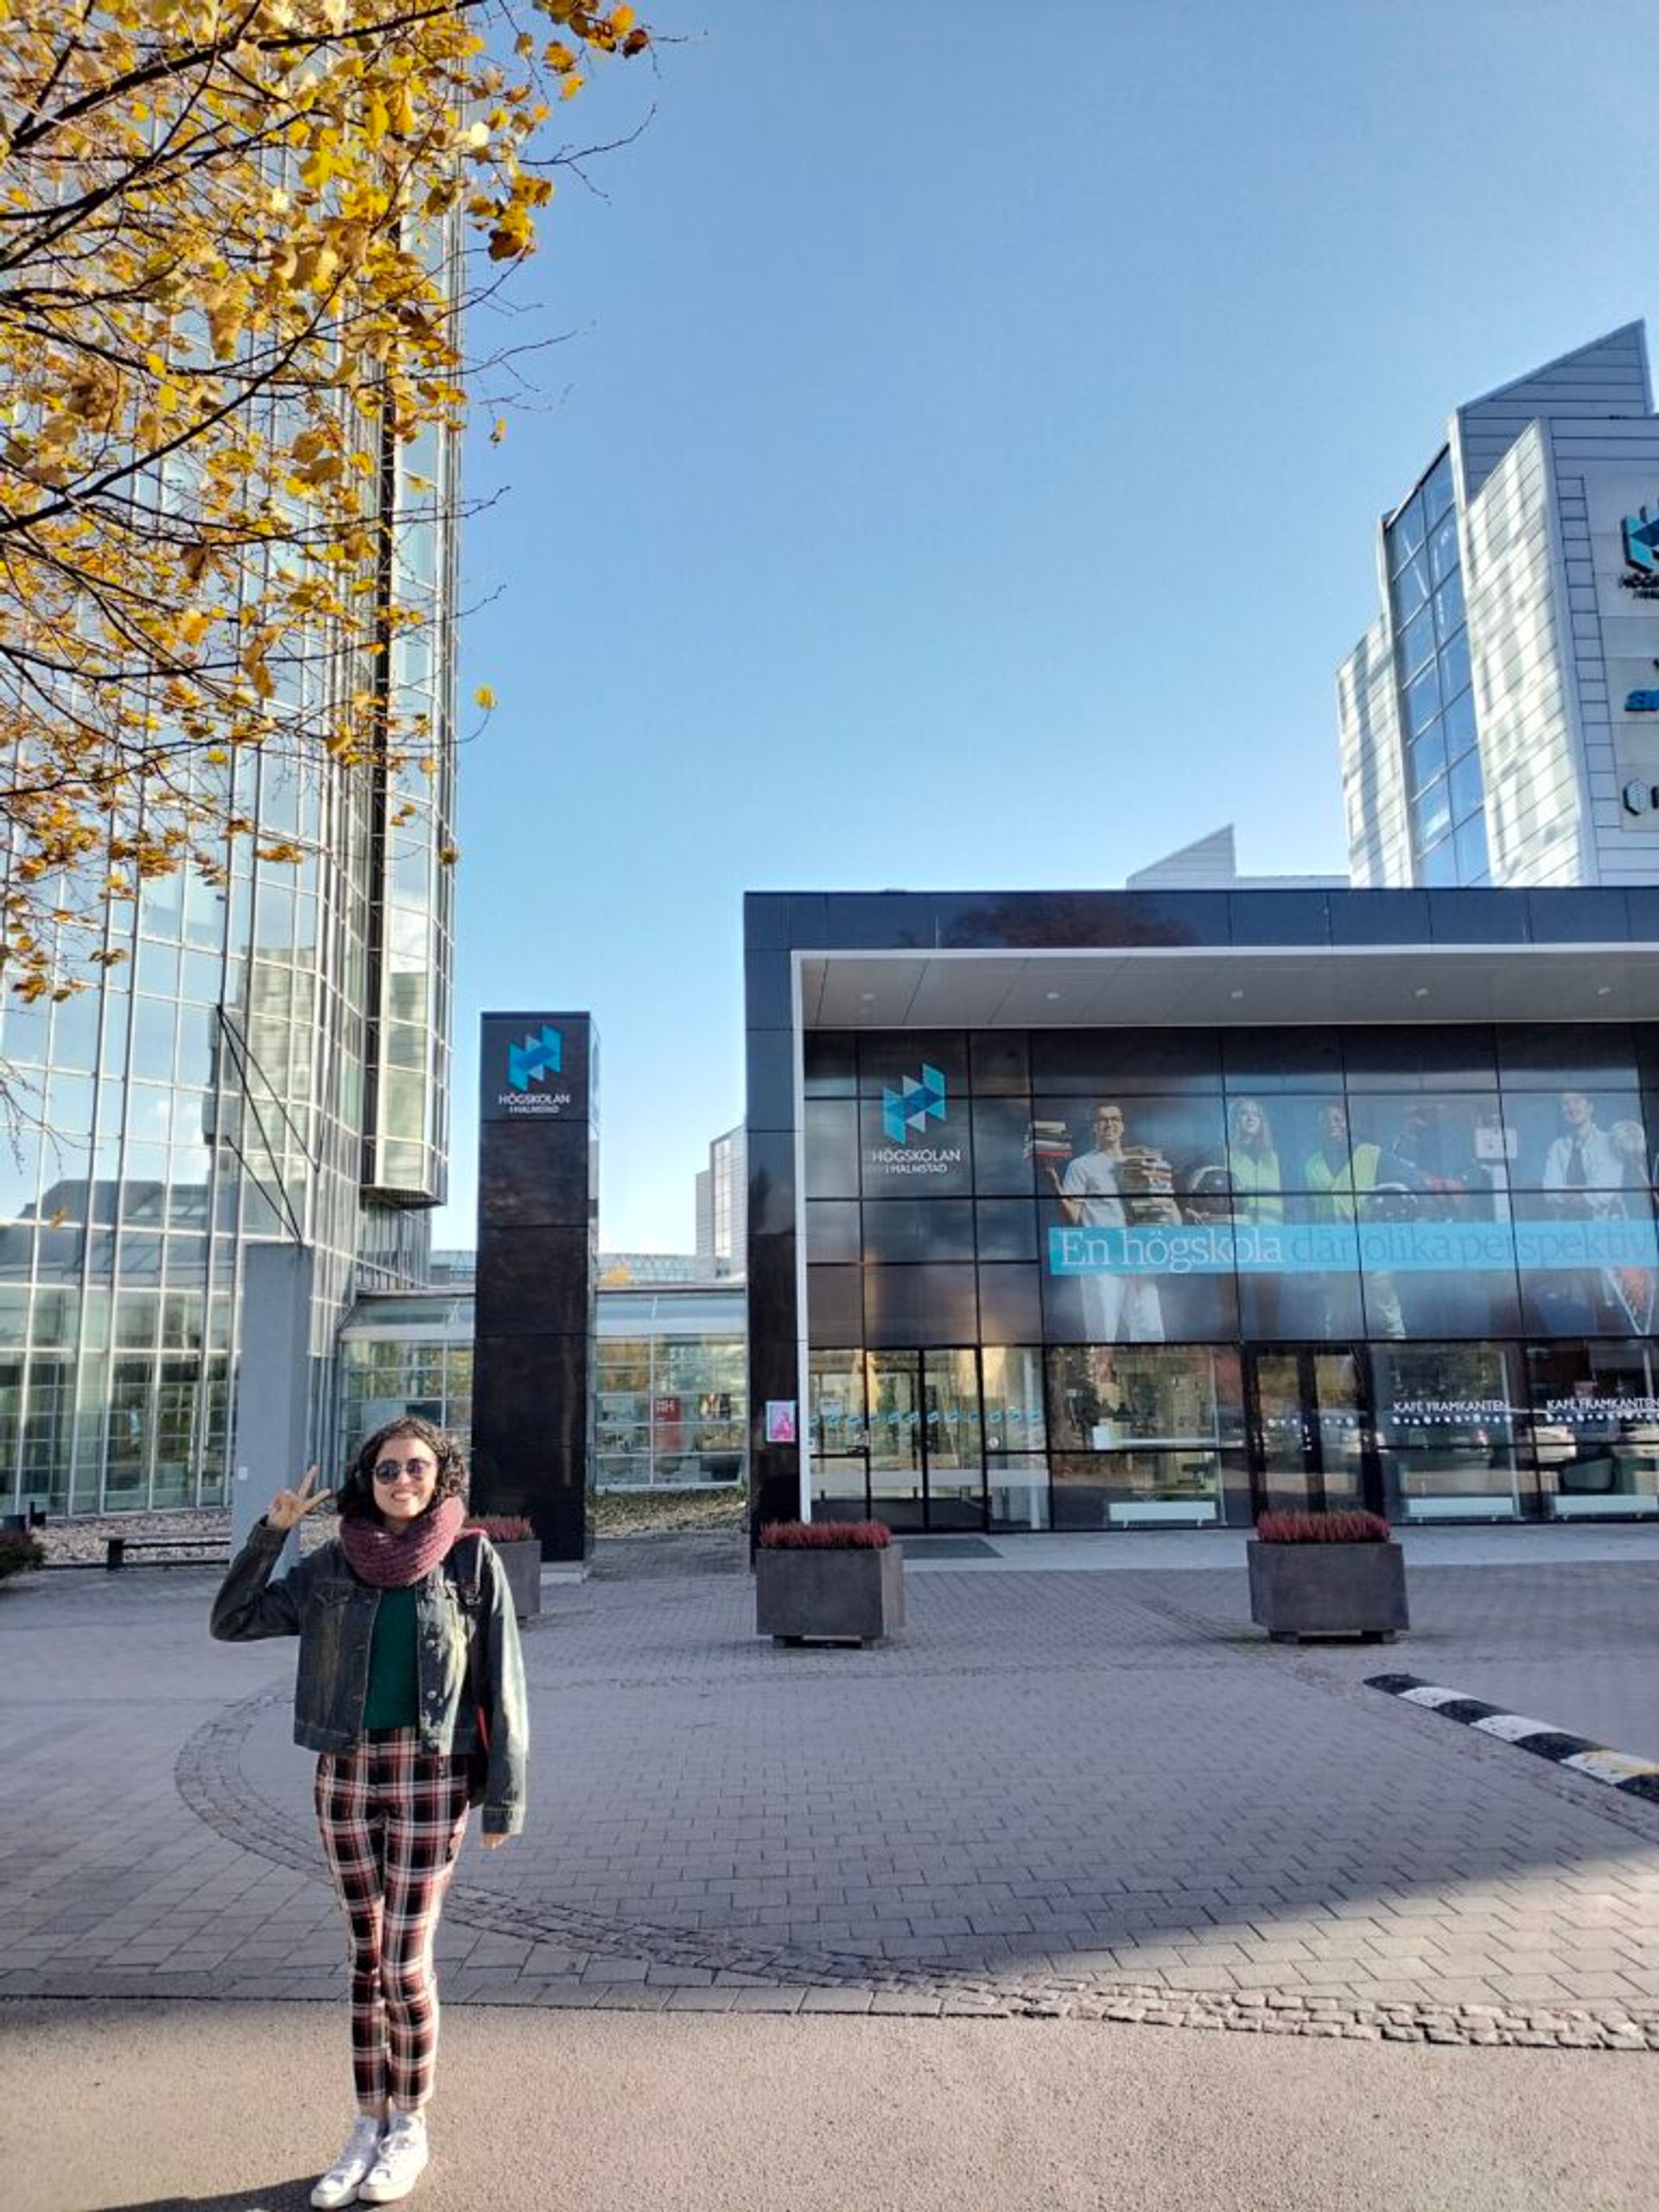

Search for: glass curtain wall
xmin=804 ymin=1020 xmax=1659 ymax=1529
xmin=594 ymin=1290 xmax=747 ymax=1488
xmin=1387 ymin=451 xmax=1489 ymax=887
xmin=338 ymin=1307 xmax=476 ymax=1463
xmin=0 ymin=295 xmax=457 ymax=1515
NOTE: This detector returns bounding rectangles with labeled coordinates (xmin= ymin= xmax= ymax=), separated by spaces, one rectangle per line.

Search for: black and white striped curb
xmin=1367 ymin=1675 xmax=1659 ymax=1803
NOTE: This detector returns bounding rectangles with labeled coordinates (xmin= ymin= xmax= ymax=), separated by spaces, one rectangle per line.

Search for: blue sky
xmin=432 ymin=1 xmax=1655 ymax=1254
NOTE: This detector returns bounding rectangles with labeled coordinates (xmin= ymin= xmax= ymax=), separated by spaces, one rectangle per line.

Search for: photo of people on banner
xmin=1033 ymin=1087 xmax=1659 ymax=1344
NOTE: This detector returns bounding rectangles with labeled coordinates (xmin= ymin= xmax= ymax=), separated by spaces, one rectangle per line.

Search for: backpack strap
xmin=448 ymin=1530 xmax=486 ymax=1611
xmin=448 ymin=1534 xmax=492 ymax=1757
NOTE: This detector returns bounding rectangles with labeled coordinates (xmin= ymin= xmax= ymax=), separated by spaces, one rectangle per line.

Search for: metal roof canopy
xmin=798 ymin=944 xmax=1659 ymax=1030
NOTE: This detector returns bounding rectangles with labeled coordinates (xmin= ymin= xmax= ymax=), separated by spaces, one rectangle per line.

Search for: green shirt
xmin=359 ymin=1585 xmax=421 ymax=1733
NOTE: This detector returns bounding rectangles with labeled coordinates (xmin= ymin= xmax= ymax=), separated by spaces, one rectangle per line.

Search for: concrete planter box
xmin=493 ymin=1537 xmax=543 ymax=1621
xmin=755 ymin=1544 xmax=905 ymax=1645
xmin=1248 ymin=1540 xmax=1408 ymax=1643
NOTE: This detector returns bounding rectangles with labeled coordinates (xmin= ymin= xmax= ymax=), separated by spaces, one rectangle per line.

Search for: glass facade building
xmin=747 ymin=887 xmax=1659 ymax=1537
xmin=1384 ymin=451 xmax=1487 ymax=887
xmin=336 ymin=1282 xmax=747 ymax=1492
xmin=0 ymin=416 xmax=457 ymax=1516
xmin=1338 ymin=321 xmax=1659 ymax=893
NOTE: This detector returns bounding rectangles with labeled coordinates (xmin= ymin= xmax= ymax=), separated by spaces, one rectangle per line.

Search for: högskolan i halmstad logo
xmin=881 ymin=1064 xmax=947 ymax=1144
xmin=508 ymin=1025 xmax=563 ymax=1093
xmin=1621 ymin=503 xmax=1659 ymax=593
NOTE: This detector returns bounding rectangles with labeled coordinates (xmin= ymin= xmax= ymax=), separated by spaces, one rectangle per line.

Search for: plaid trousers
xmin=315 ymin=1730 xmax=472 ymax=2113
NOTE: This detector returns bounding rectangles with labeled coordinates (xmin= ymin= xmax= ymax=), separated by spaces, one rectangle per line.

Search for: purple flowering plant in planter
xmin=1255 ymin=1509 xmax=1391 ymax=1545
xmin=755 ymin=1519 xmax=903 ymax=1644
xmin=757 ymin=1519 xmax=892 ymax=1550
xmin=1248 ymin=1508 xmax=1407 ymax=1642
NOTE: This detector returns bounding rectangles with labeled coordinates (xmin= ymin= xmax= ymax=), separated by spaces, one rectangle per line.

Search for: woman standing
xmin=212 ymin=1418 xmax=527 ymax=2207
xmin=1226 ymin=1097 xmax=1285 ymax=1224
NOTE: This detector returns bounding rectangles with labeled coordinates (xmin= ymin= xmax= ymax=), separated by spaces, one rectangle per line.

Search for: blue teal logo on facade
xmin=1623 ymin=505 xmax=1659 ymax=579
xmin=1625 ymin=690 xmax=1659 ymax=713
xmin=881 ymin=1064 xmax=947 ymax=1144
xmin=508 ymin=1025 xmax=563 ymax=1093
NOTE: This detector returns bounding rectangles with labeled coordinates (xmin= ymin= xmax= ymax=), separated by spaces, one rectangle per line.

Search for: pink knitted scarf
xmin=338 ymin=1493 xmax=465 ymax=1587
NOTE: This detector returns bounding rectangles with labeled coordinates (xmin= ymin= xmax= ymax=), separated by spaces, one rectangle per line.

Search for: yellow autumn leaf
xmin=0 ymin=0 xmax=653 ymax=1005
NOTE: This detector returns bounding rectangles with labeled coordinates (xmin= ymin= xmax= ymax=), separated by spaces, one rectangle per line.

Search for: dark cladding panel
xmin=478 ymin=1120 xmax=592 ymax=1228
xmin=747 ymin=1027 xmax=798 ymax=1131
xmin=476 ymin=1225 xmax=594 ymax=1338
xmin=473 ymin=1011 xmax=596 ymax=1560
xmin=468 ymin=1334 xmax=589 ymax=1462
xmin=745 ymin=1128 xmax=798 ymax=1237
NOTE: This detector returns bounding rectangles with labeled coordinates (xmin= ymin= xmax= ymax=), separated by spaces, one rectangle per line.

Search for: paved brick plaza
xmin=3 ymin=1536 xmax=1659 ymax=2050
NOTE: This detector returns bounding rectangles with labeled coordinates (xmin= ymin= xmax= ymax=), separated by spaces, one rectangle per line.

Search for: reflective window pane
xmin=1405 ymin=661 xmax=1441 ymax=738
xmin=1440 ymin=625 xmax=1471 ymax=702
xmin=1399 ymin=604 xmax=1437 ymax=679
xmin=1498 ymin=1090 xmax=1645 ymax=1188
xmin=1391 ymin=551 xmax=1431 ymax=620
xmin=1422 ymin=451 xmax=1454 ymax=524
xmin=970 ymin=1097 xmax=1038 ymax=1195
xmin=1421 ymin=835 xmax=1459 ymax=887
xmin=862 ymin=1199 xmax=975 ymax=1263
xmin=976 ymin=1264 xmax=1042 ymax=1341
xmin=1389 ymin=495 xmax=1427 ymax=562
xmin=1453 ymin=811 xmax=1488 ymax=883
xmin=1408 ymin=725 xmax=1446 ymax=796
xmin=976 ymin=1199 xmax=1039 ymax=1261
xmin=1527 ymin=1342 xmax=1659 ymax=1514
xmin=1372 ymin=1343 xmax=1522 ymax=1520
xmin=805 ymin=1265 xmax=862 ymax=1346
xmin=862 ymin=1263 xmax=977 ymax=1348
xmin=804 ymin=1201 xmax=860 ymax=1263
xmin=1427 ymin=508 xmax=1459 ymax=586
xmin=1448 ymin=747 xmax=1484 ymax=826
xmin=803 ymin=1101 xmax=859 ymax=1199
xmin=1416 ymin=775 xmax=1452 ymax=849
xmin=1433 ymin=566 xmax=1465 ymax=641
xmin=1440 ymin=686 xmax=1478 ymax=761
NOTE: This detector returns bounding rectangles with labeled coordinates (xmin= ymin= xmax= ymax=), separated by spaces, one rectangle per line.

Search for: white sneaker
xmin=311 ymin=2116 xmax=384 ymax=2209
xmin=357 ymin=2110 xmax=429 ymax=2204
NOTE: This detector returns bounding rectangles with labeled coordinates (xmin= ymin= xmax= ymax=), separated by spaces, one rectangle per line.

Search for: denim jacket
xmin=211 ymin=1519 xmax=529 ymax=1836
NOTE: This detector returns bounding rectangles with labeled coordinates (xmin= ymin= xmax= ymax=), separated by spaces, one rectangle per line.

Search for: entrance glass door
xmin=866 ymin=1350 xmax=987 ymax=1532
xmin=921 ymin=1350 xmax=985 ymax=1529
xmin=867 ymin=1351 xmax=925 ymax=1531
xmin=1247 ymin=1347 xmax=1375 ymax=1517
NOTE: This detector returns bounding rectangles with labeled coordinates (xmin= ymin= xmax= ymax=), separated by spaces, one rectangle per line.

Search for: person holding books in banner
xmin=1047 ymin=1099 xmax=1178 ymax=1344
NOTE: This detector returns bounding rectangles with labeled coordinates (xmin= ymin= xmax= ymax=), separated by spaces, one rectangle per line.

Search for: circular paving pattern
xmin=175 ymin=1678 xmax=1659 ymax=2051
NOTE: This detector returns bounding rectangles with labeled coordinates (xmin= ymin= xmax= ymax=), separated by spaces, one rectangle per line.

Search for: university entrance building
xmin=743 ymin=888 xmax=1659 ymax=1535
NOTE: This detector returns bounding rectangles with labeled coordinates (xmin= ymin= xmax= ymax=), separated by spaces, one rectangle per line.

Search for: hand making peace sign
xmin=267 ymin=1464 xmax=333 ymax=1532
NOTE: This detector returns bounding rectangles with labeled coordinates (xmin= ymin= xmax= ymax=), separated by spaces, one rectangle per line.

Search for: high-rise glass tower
xmin=1338 ymin=322 xmax=1659 ymax=889
xmin=0 ymin=415 xmax=457 ymax=1516
xmin=694 ymin=1124 xmax=747 ymax=1278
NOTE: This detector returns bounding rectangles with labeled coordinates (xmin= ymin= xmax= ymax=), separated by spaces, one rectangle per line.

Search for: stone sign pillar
xmin=470 ymin=1012 xmax=596 ymax=1564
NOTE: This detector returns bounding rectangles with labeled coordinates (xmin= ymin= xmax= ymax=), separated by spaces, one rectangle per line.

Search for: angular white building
xmin=1338 ymin=322 xmax=1659 ymax=888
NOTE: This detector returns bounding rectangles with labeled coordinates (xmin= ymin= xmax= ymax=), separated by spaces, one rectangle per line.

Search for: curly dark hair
xmin=336 ymin=1414 xmax=469 ymax=1524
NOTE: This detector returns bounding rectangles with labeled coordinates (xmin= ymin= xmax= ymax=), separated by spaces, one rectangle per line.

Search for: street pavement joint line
xmin=1366 ymin=1673 xmax=1659 ymax=1803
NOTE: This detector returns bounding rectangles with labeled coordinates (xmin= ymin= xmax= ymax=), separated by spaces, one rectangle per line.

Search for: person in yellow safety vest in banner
xmin=1226 ymin=1098 xmax=1286 ymax=1224
xmin=1302 ymin=1100 xmax=1403 ymax=1335
xmin=1303 ymin=1100 xmax=1382 ymax=1217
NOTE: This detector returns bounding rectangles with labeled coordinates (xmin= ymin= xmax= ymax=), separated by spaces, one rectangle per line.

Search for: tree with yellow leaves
xmin=0 ymin=0 xmax=650 ymax=1002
